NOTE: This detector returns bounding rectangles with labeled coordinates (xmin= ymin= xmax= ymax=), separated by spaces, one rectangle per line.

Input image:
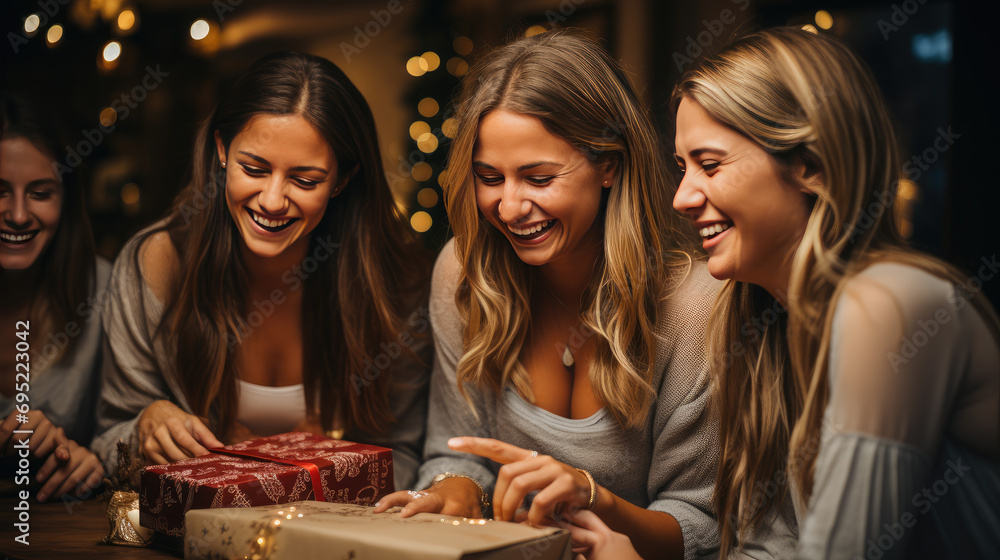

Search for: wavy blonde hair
xmin=671 ymin=27 xmax=1000 ymax=556
xmin=444 ymin=29 xmax=694 ymax=428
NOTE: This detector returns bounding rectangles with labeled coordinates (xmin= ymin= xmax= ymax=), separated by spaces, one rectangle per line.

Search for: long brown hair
xmin=139 ymin=52 xmax=426 ymax=438
xmin=672 ymin=28 xmax=1000 ymax=556
xmin=444 ymin=29 xmax=694 ymax=428
xmin=0 ymin=91 xmax=97 ymax=369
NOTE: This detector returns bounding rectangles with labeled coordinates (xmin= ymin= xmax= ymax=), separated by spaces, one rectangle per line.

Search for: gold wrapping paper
xmin=105 ymin=490 xmax=154 ymax=546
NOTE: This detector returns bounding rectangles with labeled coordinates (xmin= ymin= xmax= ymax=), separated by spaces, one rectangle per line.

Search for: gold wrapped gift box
xmin=184 ymin=500 xmax=571 ymax=560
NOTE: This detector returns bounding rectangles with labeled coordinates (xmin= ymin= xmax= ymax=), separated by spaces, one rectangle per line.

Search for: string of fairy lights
xmin=402 ymin=34 xmax=474 ymax=234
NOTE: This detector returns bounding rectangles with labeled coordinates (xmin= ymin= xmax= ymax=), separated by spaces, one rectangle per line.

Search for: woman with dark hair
xmin=92 ymin=52 xmax=430 ymax=489
xmin=0 ymin=91 xmax=108 ymax=502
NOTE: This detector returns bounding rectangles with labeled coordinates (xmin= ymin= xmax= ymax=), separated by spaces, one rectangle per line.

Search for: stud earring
xmin=221 ymin=161 xmax=227 ymax=168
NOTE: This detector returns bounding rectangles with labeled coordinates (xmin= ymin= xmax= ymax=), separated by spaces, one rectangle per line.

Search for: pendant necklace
xmin=541 ymin=282 xmax=579 ymax=368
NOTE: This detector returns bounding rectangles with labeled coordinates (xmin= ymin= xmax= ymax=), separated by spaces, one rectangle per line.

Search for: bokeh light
xmin=453 ymin=36 xmax=473 ymax=56
xmin=99 ymin=107 xmax=118 ymax=127
xmin=121 ymin=183 xmax=140 ymax=205
xmin=411 ymin=162 xmax=433 ymax=182
xmin=418 ymin=98 xmax=439 ymax=118
xmin=417 ymin=133 xmax=439 ymax=153
xmin=409 ymin=121 xmax=431 ymax=141
xmin=446 ymin=57 xmax=469 ymax=76
xmin=103 ymin=41 xmax=122 ymax=62
xmin=118 ymin=9 xmax=136 ymax=32
xmin=441 ymin=118 xmax=459 ymax=139
xmin=190 ymin=19 xmax=210 ymax=41
xmin=46 ymin=25 xmax=63 ymax=46
xmin=815 ymin=10 xmax=833 ymax=30
xmin=410 ymin=211 xmax=433 ymax=233
xmin=421 ymin=51 xmax=440 ymax=71
xmin=24 ymin=14 xmax=40 ymax=35
xmin=417 ymin=188 xmax=439 ymax=208
xmin=406 ymin=56 xmax=429 ymax=76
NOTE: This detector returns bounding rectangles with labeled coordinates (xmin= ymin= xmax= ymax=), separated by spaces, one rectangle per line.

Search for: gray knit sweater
xmin=415 ymin=239 xmax=723 ymax=560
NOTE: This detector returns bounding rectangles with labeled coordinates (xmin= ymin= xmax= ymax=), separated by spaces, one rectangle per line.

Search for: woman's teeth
xmin=0 ymin=231 xmax=37 ymax=244
xmin=699 ymin=223 xmax=731 ymax=239
xmin=249 ymin=209 xmax=292 ymax=230
xmin=508 ymin=220 xmax=554 ymax=236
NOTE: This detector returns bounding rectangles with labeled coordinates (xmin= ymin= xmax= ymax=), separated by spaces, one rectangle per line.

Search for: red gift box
xmin=139 ymin=432 xmax=393 ymax=537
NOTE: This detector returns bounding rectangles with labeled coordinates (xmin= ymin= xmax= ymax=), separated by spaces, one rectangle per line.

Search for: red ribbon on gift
xmin=208 ymin=447 xmax=326 ymax=502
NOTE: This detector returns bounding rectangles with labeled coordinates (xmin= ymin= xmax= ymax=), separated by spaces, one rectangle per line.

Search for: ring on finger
xmin=530 ymin=450 xmax=538 ymax=458
xmin=407 ymin=490 xmax=428 ymax=499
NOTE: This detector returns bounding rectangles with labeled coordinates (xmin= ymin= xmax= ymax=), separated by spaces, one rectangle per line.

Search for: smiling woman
xmin=91 ymin=52 xmax=431 ymax=491
xmin=374 ymin=29 xmax=723 ymax=560
xmin=0 ymin=91 xmax=108 ymax=503
xmin=670 ymin=28 xmax=1000 ymax=560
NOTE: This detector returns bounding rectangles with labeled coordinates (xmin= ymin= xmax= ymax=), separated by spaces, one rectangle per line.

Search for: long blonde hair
xmin=671 ymin=28 xmax=1000 ymax=555
xmin=444 ymin=29 xmax=693 ymax=428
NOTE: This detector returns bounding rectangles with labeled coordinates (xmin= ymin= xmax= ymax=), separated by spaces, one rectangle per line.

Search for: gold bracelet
xmin=431 ymin=472 xmax=490 ymax=517
xmin=577 ymin=468 xmax=596 ymax=510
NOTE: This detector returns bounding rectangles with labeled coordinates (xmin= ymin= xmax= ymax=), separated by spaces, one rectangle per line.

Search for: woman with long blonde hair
xmin=569 ymin=26 xmax=999 ymax=559
xmin=375 ymin=29 xmax=723 ymax=559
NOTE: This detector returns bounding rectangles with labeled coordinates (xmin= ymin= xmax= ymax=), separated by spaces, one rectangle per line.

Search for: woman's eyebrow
xmin=471 ymin=161 xmax=560 ymax=171
xmin=238 ymin=151 xmax=328 ymax=174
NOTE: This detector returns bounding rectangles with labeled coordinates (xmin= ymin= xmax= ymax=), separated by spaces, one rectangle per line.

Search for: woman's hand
xmin=373 ymin=476 xmax=483 ymax=518
xmin=291 ymin=416 xmax=325 ymax=436
xmin=225 ymin=421 xmax=261 ymax=445
xmin=560 ymin=509 xmax=642 ymax=560
xmin=34 ymin=439 xmax=105 ymax=503
xmin=1 ymin=410 xmax=64 ymax=459
xmin=1 ymin=410 xmax=105 ymax=502
xmin=448 ymin=437 xmax=594 ymax=526
xmin=137 ymin=400 xmax=223 ymax=464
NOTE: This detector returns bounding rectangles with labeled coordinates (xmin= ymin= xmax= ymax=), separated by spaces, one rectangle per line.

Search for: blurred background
xmin=1 ymin=0 xmax=996 ymax=306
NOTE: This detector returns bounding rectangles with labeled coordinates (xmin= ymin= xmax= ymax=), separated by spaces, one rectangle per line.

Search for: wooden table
xmin=0 ymin=495 xmax=180 ymax=559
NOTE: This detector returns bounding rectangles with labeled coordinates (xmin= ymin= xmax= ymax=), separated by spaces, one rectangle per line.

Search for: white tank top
xmin=236 ymin=379 xmax=307 ymax=436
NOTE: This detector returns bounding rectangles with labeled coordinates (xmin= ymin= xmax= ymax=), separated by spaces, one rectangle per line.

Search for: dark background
xmin=1 ymin=0 xmax=996 ymax=308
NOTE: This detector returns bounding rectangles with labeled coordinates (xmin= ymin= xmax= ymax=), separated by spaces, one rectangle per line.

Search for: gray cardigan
xmin=0 ymin=258 xmax=111 ymax=447
xmin=416 ymin=239 xmax=723 ymax=560
xmin=91 ymin=228 xmax=430 ymax=490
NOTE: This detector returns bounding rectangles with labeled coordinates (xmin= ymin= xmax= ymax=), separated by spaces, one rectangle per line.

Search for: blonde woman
xmin=677 ymin=27 xmax=999 ymax=558
xmin=375 ymin=30 xmax=722 ymax=559
xmin=570 ymin=27 xmax=1000 ymax=559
